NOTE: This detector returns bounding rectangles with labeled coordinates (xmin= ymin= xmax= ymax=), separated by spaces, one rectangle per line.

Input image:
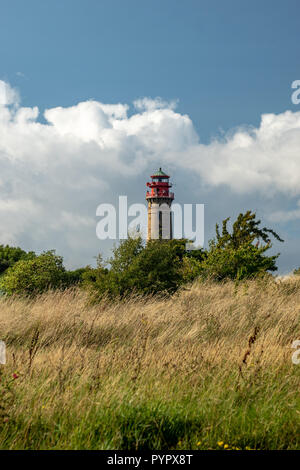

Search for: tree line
xmin=0 ymin=211 xmax=287 ymax=299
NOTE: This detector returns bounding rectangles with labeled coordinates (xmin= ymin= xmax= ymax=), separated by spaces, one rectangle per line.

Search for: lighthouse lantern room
xmin=146 ymin=168 xmax=174 ymax=240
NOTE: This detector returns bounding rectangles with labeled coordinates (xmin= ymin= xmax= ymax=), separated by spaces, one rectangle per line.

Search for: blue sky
xmin=1 ymin=0 xmax=300 ymax=273
xmin=2 ymin=0 xmax=300 ymax=139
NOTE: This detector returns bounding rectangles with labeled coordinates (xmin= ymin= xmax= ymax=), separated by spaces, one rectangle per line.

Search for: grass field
xmin=0 ymin=277 xmax=299 ymax=450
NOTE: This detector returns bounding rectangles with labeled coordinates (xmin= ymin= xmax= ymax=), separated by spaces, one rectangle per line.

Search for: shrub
xmin=65 ymin=267 xmax=92 ymax=286
xmin=200 ymin=242 xmax=278 ymax=281
xmin=125 ymin=239 xmax=185 ymax=295
xmin=83 ymin=237 xmax=205 ymax=300
xmin=84 ymin=211 xmax=283 ymax=300
xmin=0 ymin=244 xmax=35 ymax=275
xmin=0 ymin=250 xmax=67 ymax=296
xmin=199 ymin=211 xmax=283 ymax=281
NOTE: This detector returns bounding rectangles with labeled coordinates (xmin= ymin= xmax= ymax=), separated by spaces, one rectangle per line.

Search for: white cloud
xmin=269 ymin=200 xmax=300 ymax=223
xmin=0 ymin=82 xmax=300 ymax=267
xmin=133 ymin=97 xmax=178 ymax=111
xmin=0 ymin=80 xmax=19 ymax=106
xmin=16 ymin=71 xmax=26 ymax=79
xmin=168 ymin=110 xmax=300 ymax=196
xmin=0 ymin=198 xmax=40 ymax=245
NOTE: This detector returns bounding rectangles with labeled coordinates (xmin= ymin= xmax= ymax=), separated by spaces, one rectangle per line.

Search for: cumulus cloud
xmin=0 ymin=80 xmax=19 ymax=106
xmin=269 ymin=200 xmax=300 ymax=223
xmin=133 ymin=97 xmax=178 ymax=111
xmin=0 ymin=80 xmax=300 ymax=268
xmin=0 ymin=83 xmax=199 ymax=265
xmin=166 ymin=110 xmax=300 ymax=196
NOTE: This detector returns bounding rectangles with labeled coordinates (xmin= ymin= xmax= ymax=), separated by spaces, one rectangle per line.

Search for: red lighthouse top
xmin=146 ymin=167 xmax=174 ymax=200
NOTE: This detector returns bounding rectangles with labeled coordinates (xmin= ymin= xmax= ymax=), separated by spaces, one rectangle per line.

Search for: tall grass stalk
xmin=0 ymin=278 xmax=299 ymax=449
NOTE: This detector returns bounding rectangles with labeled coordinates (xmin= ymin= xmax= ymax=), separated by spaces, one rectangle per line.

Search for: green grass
xmin=0 ymin=368 xmax=299 ymax=450
xmin=0 ymin=280 xmax=299 ymax=449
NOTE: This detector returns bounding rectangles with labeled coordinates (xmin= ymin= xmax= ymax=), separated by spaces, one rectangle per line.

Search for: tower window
xmin=159 ymin=210 xmax=162 ymax=239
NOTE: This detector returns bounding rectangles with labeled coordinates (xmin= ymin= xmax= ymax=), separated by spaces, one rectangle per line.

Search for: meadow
xmin=0 ymin=277 xmax=299 ymax=450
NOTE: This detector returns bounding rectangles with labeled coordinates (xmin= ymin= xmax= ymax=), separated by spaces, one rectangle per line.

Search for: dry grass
xmin=0 ymin=277 xmax=299 ymax=450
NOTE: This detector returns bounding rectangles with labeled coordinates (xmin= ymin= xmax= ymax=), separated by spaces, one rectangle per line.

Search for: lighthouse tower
xmin=146 ymin=168 xmax=174 ymax=240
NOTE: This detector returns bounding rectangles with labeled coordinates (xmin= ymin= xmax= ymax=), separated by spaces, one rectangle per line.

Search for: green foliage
xmin=64 ymin=267 xmax=92 ymax=287
xmin=0 ymin=210 xmax=283 ymax=299
xmin=82 ymin=267 xmax=120 ymax=301
xmin=200 ymin=242 xmax=278 ymax=281
xmin=84 ymin=237 xmax=205 ymax=300
xmin=0 ymin=250 xmax=67 ymax=296
xmin=180 ymin=255 xmax=204 ymax=283
xmin=0 ymin=245 xmax=36 ymax=275
xmin=293 ymin=267 xmax=300 ymax=276
xmin=125 ymin=239 xmax=185 ymax=294
xmin=83 ymin=237 xmax=144 ymax=300
xmin=109 ymin=236 xmax=144 ymax=273
xmin=215 ymin=210 xmax=283 ymax=249
xmin=202 ymin=211 xmax=283 ymax=281
xmin=84 ymin=211 xmax=283 ymax=299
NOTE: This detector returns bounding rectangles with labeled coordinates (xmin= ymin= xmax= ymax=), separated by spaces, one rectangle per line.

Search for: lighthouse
xmin=146 ymin=168 xmax=174 ymax=240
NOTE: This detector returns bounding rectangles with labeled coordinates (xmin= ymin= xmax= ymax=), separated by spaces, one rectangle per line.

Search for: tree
xmin=84 ymin=211 xmax=282 ymax=301
xmin=0 ymin=244 xmax=35 ymax=275
xmin=126 ymin=239 xmax=184 ymax=294
xmin=129 ymin=239 xmax=206 ymax=293
xmin=215 ymin=210 xmax=283 ymax=249
xmin=109 ymin=236 xmax=144 ymax=273
xmin=0 ymin=250 xmax=67 ymax=296
xmin=65 ymin=267 xmax=92 ymax=286
xmin=201 ymin=211 xmax=283 ymax=281
xmin=83 ymin=237 xmax=205 ymax=300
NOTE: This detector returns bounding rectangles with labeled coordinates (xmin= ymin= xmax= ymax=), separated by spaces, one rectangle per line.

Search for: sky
xmin=1 ymin=0 xmax=300 ymax=273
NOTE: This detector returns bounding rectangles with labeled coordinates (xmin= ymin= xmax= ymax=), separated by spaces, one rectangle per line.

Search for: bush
xmin=200 ymin=243 xmax=278 ymax=281
xmin=199 ymin=211 xmax=283 ymax=281
xmin=83 ymin=237 xmax=205 ymax=300
xmin=126 ymin=239 xmax=186 ymax=294
xmin=0 ymin=244 xmax=35 ymax=275
xmin=0 ymin=250 xmax=67 ymax=296
xmin=65 ymin=267 xmax=92 ymax=286
xmin=84 ymin=211 xmax=283 ymax=300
